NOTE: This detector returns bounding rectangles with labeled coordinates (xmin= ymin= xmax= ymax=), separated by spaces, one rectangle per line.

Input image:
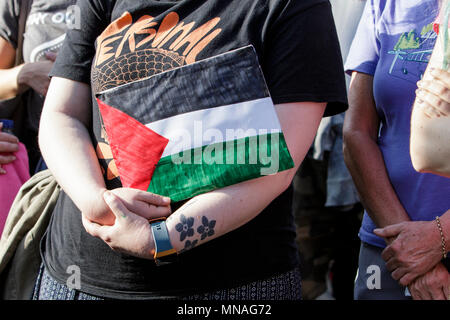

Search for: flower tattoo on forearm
xmin=175 ymin=214 xmax=216 ymax=254
xmin=197 ymin=216 xmax=216 ymax=240
xmin=175 ymin=214 xmax=195 ymax=241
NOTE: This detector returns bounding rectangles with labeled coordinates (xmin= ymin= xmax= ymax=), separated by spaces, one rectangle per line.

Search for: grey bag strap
xmin=15 ymin=0 xmax=32 ymax=65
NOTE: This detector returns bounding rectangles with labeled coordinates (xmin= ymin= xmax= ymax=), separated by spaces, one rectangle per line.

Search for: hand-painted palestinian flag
xmin=97 ymin=46 xmax=294 ymax=202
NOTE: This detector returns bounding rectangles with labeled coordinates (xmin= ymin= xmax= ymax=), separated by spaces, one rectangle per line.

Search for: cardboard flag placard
xmin=97 ymin=46 xmax=294 ymax=202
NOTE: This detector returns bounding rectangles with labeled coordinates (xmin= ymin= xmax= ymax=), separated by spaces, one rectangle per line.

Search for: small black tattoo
xmin=197 ymin=216 xmax=216 ymax=240
xmin=175 ymin=214 xmax=195 ymax=241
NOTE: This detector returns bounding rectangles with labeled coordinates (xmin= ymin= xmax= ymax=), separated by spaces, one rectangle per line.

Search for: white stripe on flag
xmin=145 ymin=97 xmax=282 ymax=158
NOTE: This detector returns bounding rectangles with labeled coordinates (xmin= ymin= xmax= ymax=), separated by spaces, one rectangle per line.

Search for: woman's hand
xmin=408 ymin=262 xmax=450 ymax=300
xmin=110 ymin=187 xmax=171 ymax=220
xmin=0 ymin=122 xmax=19 ymax=174
xmin=83 ymin=187 xmax=171 ymax=226
xmin=82 ymin=191 xmax=158 ymax=259
xmin=415 ymin=68 xmax=450 ymax=118
xmin=17 ymin=52 xmax=57 ymax=96
xmin=374 ymin=220 xmax=444 ymax=286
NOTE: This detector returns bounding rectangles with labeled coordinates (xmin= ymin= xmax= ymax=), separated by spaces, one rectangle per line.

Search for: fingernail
xmin=163 ymin=197 xmax=171 ymax=204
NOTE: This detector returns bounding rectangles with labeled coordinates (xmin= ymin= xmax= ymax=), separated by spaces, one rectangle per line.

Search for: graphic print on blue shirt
xmin=387 ymin=22 xmax=436 ymax=83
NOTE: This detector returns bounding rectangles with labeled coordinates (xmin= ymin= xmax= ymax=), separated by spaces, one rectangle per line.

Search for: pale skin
xmin=0 ymin=37 xmax=56 ymax=174
xmin=39 ymin=76 xmax=325 ymax=260
xmin=344 ymin=72 xmax=450 ymax=300
xmin=410 ymin=21 xmax=450 ymax=178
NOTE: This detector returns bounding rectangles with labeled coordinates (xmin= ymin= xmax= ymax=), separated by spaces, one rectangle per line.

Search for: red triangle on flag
xmin=97 ymin=98 xmax=169 ymax=191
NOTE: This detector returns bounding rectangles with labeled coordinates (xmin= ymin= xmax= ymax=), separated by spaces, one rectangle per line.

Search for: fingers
xmin=381 ymin=245 xmax=393 ymax=262
xmin=103 ymin=191 xmax=130 ymax=220
xmin=0 ymin=131 xmax=20 ymax=162
xmin=415 ymin=67 xmax=450 ymax=115
xmin=417 ymin=79 xmax=450 ymax=106
xmin=416 ymin=278 xmax=433 ymax=300
xmin=385 ymin=257 xmax=398 ymax=272
xmin=430 ymin=287 xmax=446 ymax=300
xmin=444 ymin=285 xmax=450 ymax=301
xmin=391 ymin=267 xmax=408 ymax=282
xmin=0 ymin=154 xmax=16 ymax=165
xmin=143 ymin=203 xmax=172 ymax=219
xmin=0 ymin=131 xmax=19 ymax=145
xmin=415 ymin=88 xmax=449 ymax=116
xmin=410 ymin=286 xmax=424 ymax=300
xmin=374 ymin=224 xmax=403 ymax=238
xmin=81 ymin=214 xmax=104 ymax=238
xmin=135 ymin=190 xmax=171 ymax=206
xmin=398 ymin=272 xmax=416 ymax=287
xmin=430 ymin=68 xmax=450 ymax=87
xmin=110 ymin=188 xmax=171 ymax=220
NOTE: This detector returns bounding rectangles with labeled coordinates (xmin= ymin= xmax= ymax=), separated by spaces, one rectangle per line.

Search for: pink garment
xmin=0 ymin=142 xmax=30 ymax=236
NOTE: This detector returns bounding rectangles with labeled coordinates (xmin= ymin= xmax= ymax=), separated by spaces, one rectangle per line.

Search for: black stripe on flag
xmin=96 ymin=45 xmax=270 ymax=124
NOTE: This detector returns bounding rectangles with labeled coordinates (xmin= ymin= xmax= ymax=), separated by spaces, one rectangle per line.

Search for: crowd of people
xmin=0 ymin=0 xmax=448 ymax=301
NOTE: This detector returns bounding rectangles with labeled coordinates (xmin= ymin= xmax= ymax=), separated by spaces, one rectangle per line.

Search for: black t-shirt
xmin=43 ymin=0 xmax=347 ymax=299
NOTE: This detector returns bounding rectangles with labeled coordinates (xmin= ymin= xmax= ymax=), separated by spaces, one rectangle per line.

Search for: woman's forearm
xmin=0 ymin=64 xmax=28 ymax=100
xmin=166 ymin=169 xmax=294 ymax=253
xmin=39 ymin=77 xmax=113 ymax=224
xmin=344 ymin=73 xmax=410 ymax=229
xmin=410 ymin=106 xmax=450 ymax=177
xmin=165 ymin=101 xmax=326 ymax=253
xmin=343 ymin=133 xmax=410 ymax=228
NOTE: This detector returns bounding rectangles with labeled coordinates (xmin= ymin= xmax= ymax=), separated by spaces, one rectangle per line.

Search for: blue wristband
xmin=150 ymin=219 xmax=177 ymax=266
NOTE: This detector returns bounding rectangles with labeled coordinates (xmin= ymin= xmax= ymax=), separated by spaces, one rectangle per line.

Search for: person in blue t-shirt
xmin=344 ymin=0 xmax=450 ymax=300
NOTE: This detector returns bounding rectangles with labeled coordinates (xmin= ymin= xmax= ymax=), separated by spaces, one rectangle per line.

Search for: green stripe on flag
xmin=147 ymin=133 xmax=294 ymax=202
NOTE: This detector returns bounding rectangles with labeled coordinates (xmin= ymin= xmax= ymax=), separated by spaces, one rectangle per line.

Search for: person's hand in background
xmin=17 ymin=51 xmax=57 ymax=97
xmin=375 ymin=218 xmax=446 ymax=286
xmin=0 ymin=122 xmax=19 ymax=174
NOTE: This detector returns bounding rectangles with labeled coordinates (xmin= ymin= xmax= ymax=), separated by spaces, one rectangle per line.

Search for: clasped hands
xmin=81 ymin=187 xmax=172 ymax=260
xmin=374 ymin=219 xmax=449 ymax=300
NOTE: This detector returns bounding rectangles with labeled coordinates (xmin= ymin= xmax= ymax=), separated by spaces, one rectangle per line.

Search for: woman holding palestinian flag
xmin=34 ymin=0 xmax=347 ymax=300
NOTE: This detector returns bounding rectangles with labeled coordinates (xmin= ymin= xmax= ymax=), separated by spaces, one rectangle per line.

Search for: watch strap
xmin=150 ymin=219 xmax=177 ymax=266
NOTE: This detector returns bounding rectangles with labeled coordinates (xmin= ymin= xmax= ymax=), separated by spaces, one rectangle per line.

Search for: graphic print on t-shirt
xmin=387 ymin=22 xmax=436 ymax=83
xmin=92 ymin=11 xmax=222 ymax=182
xmin=92 ymin=11 xmax=222 ymax=93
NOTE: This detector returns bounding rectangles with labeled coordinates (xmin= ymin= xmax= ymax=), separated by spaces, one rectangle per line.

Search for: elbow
xmin=261 ymin=167 xmax=296 ymax=199
xmin=410 ymin=144 xmax=424 ymax=173
xmin=410 ymin=142 xmax=433 ymax=174
xmin=281 ymin=168 xmax=297 ymax=193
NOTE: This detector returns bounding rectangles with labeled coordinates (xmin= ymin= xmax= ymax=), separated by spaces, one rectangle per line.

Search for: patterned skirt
xmin=32 ymin=264 xmax=302 ymax=300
